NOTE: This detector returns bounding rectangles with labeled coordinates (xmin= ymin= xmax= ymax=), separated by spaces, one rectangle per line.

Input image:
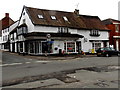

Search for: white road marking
xmin=25 ymin=62 xmax=31 ymax=64
xmin=1 ymin=63 xmax=22 ymax=67
xmin=0 ymin=61 xmax=51 ymax=67
xmin=35 ymin=61 xmax=50 ymax=63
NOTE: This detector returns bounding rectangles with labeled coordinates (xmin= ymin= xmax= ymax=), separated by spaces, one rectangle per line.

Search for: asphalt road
xmin=2 ymin=51 xmax=119 ymax=83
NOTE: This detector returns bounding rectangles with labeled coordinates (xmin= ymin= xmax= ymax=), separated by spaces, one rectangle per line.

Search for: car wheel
xmin=118 ymin=53 xmax=120 ymax=56
xmin=106 ymin=53 xmax=109 ymax=57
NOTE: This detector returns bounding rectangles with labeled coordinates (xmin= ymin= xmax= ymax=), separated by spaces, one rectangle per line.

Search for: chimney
xmin=74 ymin=9 xmax=79 ymax=16
xmin=5 ymin=13 xmax=9 ymax=18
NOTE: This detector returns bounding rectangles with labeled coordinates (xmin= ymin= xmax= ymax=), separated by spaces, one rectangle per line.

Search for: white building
xmin=8 ymin=6 xmax=110 ymax=55
xmin=9 ymin=21 xmax=19 ymax=52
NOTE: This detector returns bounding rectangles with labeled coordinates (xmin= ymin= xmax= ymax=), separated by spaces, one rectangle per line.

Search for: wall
xmin=18 ymin=8 xmax=34 ymax=33
xmin=77 ymin=29 xmax=109 ymax=52
xmin=34 ymin=26 xmax=58 ymax=33
xmin=53 ymin=40 xmax=64 ymax=54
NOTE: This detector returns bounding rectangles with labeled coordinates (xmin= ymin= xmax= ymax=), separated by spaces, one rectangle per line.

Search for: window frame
xmin=38 ymin=14 xmax=44 ymax=19
xmin=115 ymin=24 xmax=119 ymax=33
xmin=63 ymin=16 xmax=68 ymax=21
xmin=51 ymin=15 xmax=56 ymax=20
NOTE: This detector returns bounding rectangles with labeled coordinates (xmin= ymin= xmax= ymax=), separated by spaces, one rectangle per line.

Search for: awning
xmin=89 ymin=40 xmax=109 ymax=42
xmin=24 ymin=32 xmax=84 ymax=38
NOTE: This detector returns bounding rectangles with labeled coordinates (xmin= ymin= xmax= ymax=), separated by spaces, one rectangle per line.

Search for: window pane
xmin=67 ymin=42 xmax=75 ymax=52
xmin=38 ymin=15 xmax=44 ymax=19
xmin=63 ymin=16 xmax=68 ymax=21
xmin=51 ymin=16 xmax=56 ymax=20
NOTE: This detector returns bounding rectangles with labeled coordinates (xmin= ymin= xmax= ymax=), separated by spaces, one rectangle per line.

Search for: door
xmin=76 ymin=41 xmax=81 ymax=53
xmin=42 ymin=42 xmax=48 ymax=53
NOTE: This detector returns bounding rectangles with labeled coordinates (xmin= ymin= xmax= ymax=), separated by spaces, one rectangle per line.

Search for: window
xmin=17 ymin=26 xmax=28 ymax=35
xmin=19 ymin=42 xmax=23 ymax=52
xmin=115 ymin=24 xmax=119 ymax=32
xmin=23 ymin=19 xmax=26 ymax=23
xmin=64 ymin=42 xmax=76 ymax=52
xmin=58 ymin=27 xmax=69 ymax=33
xmin=63 ymin=16 xmax=68 ymax=21
xmin=38 ymin=15 xmax=44 ymax=19
xmin=90 ymin=30 xmax=100 ymax=36
xmin=23 ymin=12 xmax=25 ymax=15
xmin=92 ymin=42 xmax=101 ymax=51
xmin=51 ymin=16 xmax=56 ymax=20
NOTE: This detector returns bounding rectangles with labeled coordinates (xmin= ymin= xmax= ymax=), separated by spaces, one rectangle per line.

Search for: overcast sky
xmin=0 ymin=0 xmax=119 ymax=21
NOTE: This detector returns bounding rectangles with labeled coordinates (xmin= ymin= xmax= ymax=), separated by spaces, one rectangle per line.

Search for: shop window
xmin=92 ymin=42 xmax=101 ymax=51
xmin=29 ymin=42 xmax=34 ymax=53
xmin=20 ymin=42 xmax=23 ymax=52
xmin=64 ymin=42 xmax=75 ymax=52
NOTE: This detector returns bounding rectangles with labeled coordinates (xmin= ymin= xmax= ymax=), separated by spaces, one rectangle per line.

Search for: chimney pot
xmin=5 ymin=13 xmax=9 ymax=17
xmin=74 ymin=9 xmax=79 ymax=15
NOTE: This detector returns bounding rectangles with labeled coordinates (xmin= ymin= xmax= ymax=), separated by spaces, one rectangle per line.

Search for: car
xmin=96 ymin=47 xmax=120 ymax=57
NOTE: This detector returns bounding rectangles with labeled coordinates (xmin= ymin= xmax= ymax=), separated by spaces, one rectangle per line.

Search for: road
xmin=1 ymin=51 xmax=119 ymax=88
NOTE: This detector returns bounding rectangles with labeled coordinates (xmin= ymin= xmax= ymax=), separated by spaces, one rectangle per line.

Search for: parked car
xmin=96 ymin=47 xmax=120 ymax=57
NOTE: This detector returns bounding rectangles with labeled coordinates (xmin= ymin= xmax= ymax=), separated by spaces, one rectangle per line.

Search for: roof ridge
xmin=25 ymin=6 xmax=73 ymax=13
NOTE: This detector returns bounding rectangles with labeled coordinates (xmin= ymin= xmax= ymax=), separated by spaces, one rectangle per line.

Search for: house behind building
xmin=102 ymin=18 xmax=120 ymax=51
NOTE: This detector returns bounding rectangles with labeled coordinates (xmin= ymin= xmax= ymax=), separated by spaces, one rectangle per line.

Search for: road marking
xmin=25 ymin=62 xmax=31 ymax=64
xmin=35 ymin=61 xmax=50 ymax=63
xmin=1 ymin=63 xmax=22 ymax=67
xmin=0 ymin=61 xmax=51 ymax=67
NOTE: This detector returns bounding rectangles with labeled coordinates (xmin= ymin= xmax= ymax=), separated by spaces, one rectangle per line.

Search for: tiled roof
xmin=80 ymin=15 xmax=109 ymax=30
xmin=26 ymin=7 xmax=86 ymax=29
xmin=25 ymin=6 xmax=109 ymax=30
xmin=102 ymin=18 xmax=120 ymax=25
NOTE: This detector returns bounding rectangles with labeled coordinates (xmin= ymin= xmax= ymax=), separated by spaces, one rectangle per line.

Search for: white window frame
xmin=63 ymin=16 xmax=68 ymax=21
xmin=38 ymin=15 xmax=44 ymax=19
xmin=64 ymin=41 xmax=76 ymax=53
xmin=51 ymin=16 xmax=56 ymax=20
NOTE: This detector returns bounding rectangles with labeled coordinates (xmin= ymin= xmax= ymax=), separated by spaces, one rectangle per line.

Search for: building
xmin=102 ymin=19 xmax=120 ymax=51
xmin=0 ymin=13 xmax=14 ymax=50
xmin=1 ymin=6 xmax=110 ymax=55
xmin=9 ymin=21 xmax=19 ymax=52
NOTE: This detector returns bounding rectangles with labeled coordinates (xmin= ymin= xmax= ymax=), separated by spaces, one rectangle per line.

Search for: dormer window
xmin=63 ymin=16 xmax=68 ymax=21
xmin=38 ymin=15 xmax=44 ymax=19
xmin=51 ymin=16 xmax=56 ymax=20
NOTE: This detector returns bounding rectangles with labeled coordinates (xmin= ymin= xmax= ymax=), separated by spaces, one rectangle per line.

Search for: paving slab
xmin=3 ymin=78 xmax=65 ymax=88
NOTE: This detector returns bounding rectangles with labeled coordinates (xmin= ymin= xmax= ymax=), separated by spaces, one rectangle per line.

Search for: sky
xmin=0 ymin=0 xmax=119 ymax=21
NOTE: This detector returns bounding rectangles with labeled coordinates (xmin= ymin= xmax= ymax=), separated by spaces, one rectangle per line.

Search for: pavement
xmin=2 ymin=51 xmax=96 ymax=61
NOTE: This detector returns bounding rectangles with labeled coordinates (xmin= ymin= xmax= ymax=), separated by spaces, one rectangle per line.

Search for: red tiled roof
xmin=102 ymin=18 xmax=120 ymax=25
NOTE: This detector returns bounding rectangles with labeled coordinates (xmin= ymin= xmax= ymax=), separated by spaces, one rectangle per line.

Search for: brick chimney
xmin=74 ymin=9 xmax=79 ymax=16
xmin=5 ymin=13 xmax=9 ymax=18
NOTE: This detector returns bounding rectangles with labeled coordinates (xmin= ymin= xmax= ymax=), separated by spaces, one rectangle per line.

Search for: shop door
xmin=76 ymin=41 xmax=81 ymax=53
xmin=42 ymin=42 xmax=48 ymax=53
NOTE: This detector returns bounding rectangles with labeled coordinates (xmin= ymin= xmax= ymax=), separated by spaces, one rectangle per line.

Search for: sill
xmin=90 ymin=34 xmax=100 ymax=37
